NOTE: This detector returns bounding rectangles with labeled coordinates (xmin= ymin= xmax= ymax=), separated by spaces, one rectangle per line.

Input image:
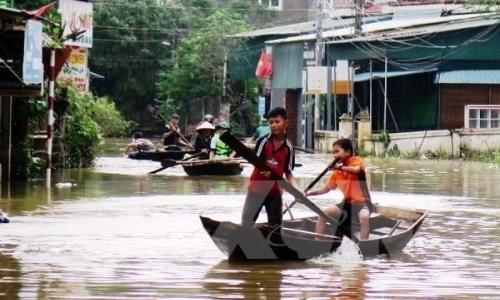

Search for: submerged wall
xmin=314 ymin=129 xmax=500 ymax=157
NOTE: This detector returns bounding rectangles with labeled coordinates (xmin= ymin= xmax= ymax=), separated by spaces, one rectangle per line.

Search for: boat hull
xmin=182 ymin=160 xmax=244 ymax=176
xmin=128 ymin=150 xmax=196 ymax=162
xmin=200 ymin=205 xmax=427 ymax=260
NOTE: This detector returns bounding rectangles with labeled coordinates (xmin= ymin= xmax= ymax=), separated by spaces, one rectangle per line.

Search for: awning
xmin=435 ymin=70 xmax=500 ymax=84
xmin=354 ymin=68 xmax=437 ymax=82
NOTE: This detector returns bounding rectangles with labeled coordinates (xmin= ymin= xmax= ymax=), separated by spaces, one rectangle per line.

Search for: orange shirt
xmin=325 ymin=156 xmax=371 ymax=205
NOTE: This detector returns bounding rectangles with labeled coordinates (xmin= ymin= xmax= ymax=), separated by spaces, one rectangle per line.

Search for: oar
xmin=148 ymin=152 xmax=203 ymax=174
xmin=219 ymin=131 xmax=360 ymax=244
xmin=283 ymin=156 xmax=341 ymax=216
xmin=233 ymin=158 xmax=303 ymax=168
xmin=146 ymin=104 xmax=193 ymax=148
xmin=220 ymin=100 xmax=251 ymax=123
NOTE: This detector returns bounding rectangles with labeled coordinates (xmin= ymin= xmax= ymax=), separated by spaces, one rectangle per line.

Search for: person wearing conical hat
xmin=193 ymin=121 xmax=215 ymax=159
xmin=210 ymin=122 xmax=236 ymax=160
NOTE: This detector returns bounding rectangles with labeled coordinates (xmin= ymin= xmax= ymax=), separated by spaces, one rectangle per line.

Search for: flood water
xmin=1 ymin=138 xmax=500 ymax=299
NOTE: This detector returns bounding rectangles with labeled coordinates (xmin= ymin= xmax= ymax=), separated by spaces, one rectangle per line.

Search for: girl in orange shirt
xmin=305 ymin=138 xmax=373 ymax=240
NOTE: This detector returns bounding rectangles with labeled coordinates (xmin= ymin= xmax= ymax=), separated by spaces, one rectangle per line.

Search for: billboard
xmin=23 ymin=20 xmax=44 ymax=84
xmin=59 ymin=0 xmax=93 ymax=47
xmin=58 ymin=47 xmax=88 ymax=92
xmin=0 ymin=30 xmax=43 ymax=96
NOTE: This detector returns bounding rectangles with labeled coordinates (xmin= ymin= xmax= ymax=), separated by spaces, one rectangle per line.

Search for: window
xmin=259 ymin=0 xmax=282 ymax=9
xmin=465 ymin=105 xmax=500 ymax=129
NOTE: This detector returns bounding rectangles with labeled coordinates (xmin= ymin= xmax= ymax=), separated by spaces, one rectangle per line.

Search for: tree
xmin=89 ymin=0 xmax=190 ymax=119
xmin=156 ymin=9 xmax=250 ymax=115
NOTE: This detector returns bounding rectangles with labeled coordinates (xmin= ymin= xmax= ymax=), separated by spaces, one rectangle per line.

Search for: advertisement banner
xmin=23 ymin=20 xmax=44 ymax=84
xmin=59 ymin=0 xmax=93 ymax=47
xmin=58 ymin=47 xmax=88 ymax=92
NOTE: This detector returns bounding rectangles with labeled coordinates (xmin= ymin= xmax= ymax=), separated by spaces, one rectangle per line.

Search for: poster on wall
xmin=23 ymin=20 xmax=43 ymax=84
xmin=59 ymin=0 xmax=93 ymax=47
xmin=58 ymin=47 xmax=88 ymax=92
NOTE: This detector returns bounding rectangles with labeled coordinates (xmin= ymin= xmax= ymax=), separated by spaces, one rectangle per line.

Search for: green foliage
xmin=378 ymin=130 xmax=391 ymax=150
xmin=58 ymin=86 xmax=129 ymax=168
xmin=461 ymin=145 xmax=500 ymax=165
xmin=10 ymin=98 xmax=48 ymax=180
xmin=157 ymin=9 xmax=250 ymax=115
xmin=90 ymin=0 xmax=188 ymax=116
xmin=0 ymin=1 xmax=9 ymax=8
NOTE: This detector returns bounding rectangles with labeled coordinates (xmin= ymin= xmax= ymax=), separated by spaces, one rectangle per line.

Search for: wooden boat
xmin=128 ymin=149 xmax=196 ymax=162
xmin=180 ymin=159 xmax=244 ymax=176
xmin=200 ymin=204 xmax=427 ymax=261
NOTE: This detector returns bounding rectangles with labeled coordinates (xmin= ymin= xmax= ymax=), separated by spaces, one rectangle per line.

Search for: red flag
xmin=255 ymin=50 xmax=273 ymax=78
xmin=21 ymin=1 xmax=57 ymax=18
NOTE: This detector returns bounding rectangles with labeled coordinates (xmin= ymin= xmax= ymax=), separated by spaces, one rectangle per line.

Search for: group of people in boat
xmin=123 ymin=112 xmax=270 ymax=159
xmin=239 ymin=106 xmax=373 ymax=240
xmin=123 ymin=106 xmax=372 ymax=239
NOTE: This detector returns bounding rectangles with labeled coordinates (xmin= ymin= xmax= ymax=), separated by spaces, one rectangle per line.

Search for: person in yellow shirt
xmin=305 ymin=138 xmax=373 ymax=240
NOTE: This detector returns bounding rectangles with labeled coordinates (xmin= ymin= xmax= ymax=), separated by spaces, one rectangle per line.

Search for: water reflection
xmin=331 ymin=266 xmax=367 ymax=300
xmin=0 ymin=252 xmax=21 ymax=299
xmin=203 ymin=261 xmax=304 ymax=299
xmin=0 ymin=140 xmax=499 ymax=299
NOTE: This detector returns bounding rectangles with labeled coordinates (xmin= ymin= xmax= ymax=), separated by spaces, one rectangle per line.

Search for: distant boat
xmin=128 ymin=149 xmax=196 ymax=162
xmin=177 ymin=159 xmax=244 ymax=176
xmin=200 ymin=204 xmax=427 ymax=261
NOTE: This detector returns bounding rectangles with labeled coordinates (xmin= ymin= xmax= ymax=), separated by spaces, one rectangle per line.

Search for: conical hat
xmin=196 ymin=121 xmax=215 ymax=132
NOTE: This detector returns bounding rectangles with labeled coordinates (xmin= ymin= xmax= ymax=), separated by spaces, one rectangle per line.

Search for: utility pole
xmin=354 ymin=0 xmax=363 ymax=35
xmin=314 ymin=0 xmax=324 ymax=131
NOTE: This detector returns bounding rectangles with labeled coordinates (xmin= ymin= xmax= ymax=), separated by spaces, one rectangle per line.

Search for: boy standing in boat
xmin=241 ymin=107 xmax=301 ymax=229
xmin=305 ymin=138 xmax=373 ymax=240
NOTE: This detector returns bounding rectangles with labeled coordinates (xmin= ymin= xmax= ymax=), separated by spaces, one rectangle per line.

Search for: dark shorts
xmin=241 ymin=191 xmax=283 ymax=229
xmin=336 ymin=201 xmax=373 ymax=225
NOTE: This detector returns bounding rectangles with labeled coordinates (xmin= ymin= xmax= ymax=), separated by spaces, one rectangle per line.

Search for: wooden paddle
xmin=146 ymin=105 xmax=193 ymax=148
xmin=283 ymin=156 xmax=341 ymax=215
xmin=148 ymin=152 xmax=204 ymax=174
xmin=219 ymin=131 xmax=360 ymax=244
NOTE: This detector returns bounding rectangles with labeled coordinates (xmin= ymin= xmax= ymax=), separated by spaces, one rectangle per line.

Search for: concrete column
xmin=357 ymin=111 xmax=371 ymax=153
xmin=338 ymin=113 xmax=352 ymax=138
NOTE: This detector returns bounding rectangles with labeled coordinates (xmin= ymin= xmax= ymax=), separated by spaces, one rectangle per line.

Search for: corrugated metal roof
xmin=436 ymin=70 xmax=500 ymax=84
xmin=355 ymin=68 xmax=437 ymax=82
xmin=266 ymin=13 xmax=495 ymax=44
xmin=327 ymin=17 xmax=500 ymax=44
xmin=232 ymin=18 xmax=356 ymax=38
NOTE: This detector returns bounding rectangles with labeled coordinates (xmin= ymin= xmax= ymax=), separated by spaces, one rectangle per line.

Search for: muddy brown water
xmin=1 ymin=138 xmax=500 ymax=299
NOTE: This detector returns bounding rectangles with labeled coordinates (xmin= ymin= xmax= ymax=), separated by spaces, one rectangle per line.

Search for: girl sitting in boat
xmin=304 ymin=138 xmax=373 ymax=240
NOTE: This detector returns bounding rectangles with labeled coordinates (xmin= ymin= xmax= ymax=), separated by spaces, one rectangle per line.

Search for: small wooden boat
xmin=180 ymin=159 xmax=244 ymax=176
xmin=128 ymin=149 xmax=196 ymax=162
xmin=200 ymin=204 xmax=427 ymax=260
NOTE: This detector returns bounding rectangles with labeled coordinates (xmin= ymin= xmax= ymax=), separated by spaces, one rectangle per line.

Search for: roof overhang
xmin=355 ymin=68 xmax=438 ymax=82
xmin=265 ymin=13 xmax=496 ymax=45
xmin=435 ymin=70 xmax=500 ymax=84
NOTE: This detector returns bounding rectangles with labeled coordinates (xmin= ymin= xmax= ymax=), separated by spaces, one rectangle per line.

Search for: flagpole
xmin=46 ymin=49 xmax=55 ymax=189
xmin=314 ymin=0 xmax=324 ymax=131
